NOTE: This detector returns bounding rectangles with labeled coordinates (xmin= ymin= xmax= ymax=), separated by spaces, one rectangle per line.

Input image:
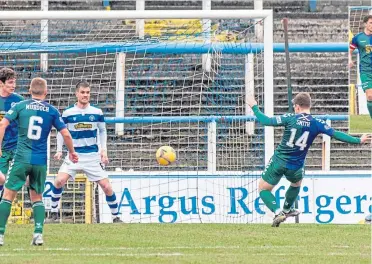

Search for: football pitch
xmin=349 ymin=115 xmax=372 ymax=133
xmin=0 ymin=224 xmax=370 ymax=264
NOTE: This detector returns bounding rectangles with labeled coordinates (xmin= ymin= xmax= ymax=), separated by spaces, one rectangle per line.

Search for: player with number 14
xmin=247 ymin=92 xmax=371 ymax=227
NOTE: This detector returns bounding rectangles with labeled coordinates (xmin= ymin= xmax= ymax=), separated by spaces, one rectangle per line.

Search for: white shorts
xmin=58 ymin=154 xmax=108 ymax=182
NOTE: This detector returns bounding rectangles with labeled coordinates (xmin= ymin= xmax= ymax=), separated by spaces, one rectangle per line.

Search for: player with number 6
xmin=0 ymin=77 xmax=78 ymax=246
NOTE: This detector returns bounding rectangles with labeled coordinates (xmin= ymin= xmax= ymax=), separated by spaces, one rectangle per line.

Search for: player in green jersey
xmin=247 ymin=92 xmax=371 ymax=227
xmin=0 ymin=68 xmax=24 ymax=199
xmin=349 ymin=15 xmax=372 ymax=119
xmin=0 ymin=77 xmax=79 ymax=246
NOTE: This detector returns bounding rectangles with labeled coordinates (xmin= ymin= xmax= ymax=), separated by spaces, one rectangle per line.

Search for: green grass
xmin=0 ymin=224 xmax=370 ymax=264
xmin=349 ymin=115 xmax=372 ymax=133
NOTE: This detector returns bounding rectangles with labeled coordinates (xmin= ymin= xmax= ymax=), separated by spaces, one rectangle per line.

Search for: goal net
xmin=0 ymin=10 xmax=273 ymax=224
xmin=349 ymin=6 xmax=370 ymax=115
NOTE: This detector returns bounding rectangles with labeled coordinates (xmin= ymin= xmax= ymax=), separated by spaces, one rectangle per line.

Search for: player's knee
xmin=54 ymin=173 xmax=69 ymax=188
xmin=29 ymin=190 xmax=42 ymax=203
xmin=0 ymin=173 xmax=5 ymax=185
xmin=2 ymin=188 xmax=17 ymax=201
xmin=367 ymin=94 xmax=372 ymax=101
xmin=25 ymin=177 xmax=30 ymax=187
xmin=290 ymin=179 xmax=302 ymax=187
xmin=258 ymin=178 xmax=274 ymax=192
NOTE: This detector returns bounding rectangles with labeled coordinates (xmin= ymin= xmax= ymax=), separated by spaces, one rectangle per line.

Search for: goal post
xmin=0 ymin=9 xmax=274 ymax=223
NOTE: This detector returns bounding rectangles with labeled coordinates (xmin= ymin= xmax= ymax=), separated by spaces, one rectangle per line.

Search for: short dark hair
xmin=293 ymin=92 xmax=311 ymax=108
xmin=363 ymin=15 xmax=372 ymax=23
xmin=0 ymin=68 xmax=16 ymax=84
xmin=75 ymin=80 xmax=90 ymax=91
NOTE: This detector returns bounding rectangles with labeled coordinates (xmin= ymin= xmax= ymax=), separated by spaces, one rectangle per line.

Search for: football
xmin=156 ymin=146 xmax=177 ymax=166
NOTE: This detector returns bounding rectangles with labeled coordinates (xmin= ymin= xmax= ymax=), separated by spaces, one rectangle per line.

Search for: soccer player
xmin=0 ymin=68 xmax=24 ymax=199
xmin=49 ymin=80 xmax=122 ymax=223
xmin=0 ymin=77 xmax=78 ymax=246
xmin=349 ymin=15 xmax=372 ymax=119
xmin=247 ymin=92 xmax=371 ymax=227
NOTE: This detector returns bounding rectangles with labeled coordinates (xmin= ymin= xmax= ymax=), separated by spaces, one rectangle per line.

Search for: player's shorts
xmin=261 ymin=158 xmax=304 ymax=186
xmin=0 ymin=149 xmax=15 ymax=175
xmin=5 ymin=160 xmax=46 ymax=194
xmin=59 ymin=154 xmax=108 ymax=182
xmin=360 ymin=73 xmax=372 ymax=92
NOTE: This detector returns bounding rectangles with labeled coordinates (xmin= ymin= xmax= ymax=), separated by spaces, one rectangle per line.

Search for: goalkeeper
xmin=247 ymin=92 xmax=371 ymax=227
xmin=349 ymin=15 xmax=372 ymax=119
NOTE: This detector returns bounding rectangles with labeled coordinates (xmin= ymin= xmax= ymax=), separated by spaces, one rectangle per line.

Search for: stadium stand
xmin=0 ymin=0 xmax=370 ymax=173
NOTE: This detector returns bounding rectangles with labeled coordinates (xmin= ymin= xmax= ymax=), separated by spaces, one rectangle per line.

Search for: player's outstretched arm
xmin=98 ymin=119 xmax=109 ymax=165
xmin=349 ymin=34 xmax=357 ymax=68
xmin=59 ymin=128 xmax=78 ymax=163
xmin=247 ymin=95 xmax=285 ymax=127
xmin=349 ymin=46 xmax=356 ymax=68
xmin=0 ymin=119 xmax=10 ymax=157
xmin=53 ymin=132 xmax=64 ymax=160
xmin=332 ymin=131 xmax=371 ymax=144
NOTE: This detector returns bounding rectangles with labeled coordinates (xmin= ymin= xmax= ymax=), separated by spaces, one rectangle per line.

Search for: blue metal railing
xmin=104 ymin=115 xmax=348 ymax=124
xmin=0 ymin=42 xmax=349 ymax=54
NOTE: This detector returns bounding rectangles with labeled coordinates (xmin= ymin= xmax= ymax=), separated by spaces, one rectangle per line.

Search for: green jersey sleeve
xmin=14 ymin=93 xmax=25 ymax=101
xmin=252 ymin=105 xmax=293 ymax=127
xmin=4 ymin=103 xmax=20 ymax=122
xmin=332 ymin=131 xmax=361 ymax=144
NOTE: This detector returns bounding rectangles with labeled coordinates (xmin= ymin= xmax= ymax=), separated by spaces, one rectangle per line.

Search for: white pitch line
xmin=5 ymin=244 xmax=368 ymax=252
xmin=13 ymin=248 xmax=71 ymax=251
xmin=331 ymin=245 xmax=350 ymax=248
xmin=253 ymin=252 xmax=370 ymax=257
xmin=0 ymin=252 xmax=369 ymax=258
xmin=79 ymin=246 xmax=242 ymax=250
xmin=6 ymin=246 xmax=241 ymax=251
xmin=327 ymin=252 xmax=368 ymax=256
xmin=0 ymin=253 xmax=183 ymax=257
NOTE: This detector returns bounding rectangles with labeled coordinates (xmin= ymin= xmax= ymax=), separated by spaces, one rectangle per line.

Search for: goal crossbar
xmin=0 ymin=10 xmax=273 ymax=20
